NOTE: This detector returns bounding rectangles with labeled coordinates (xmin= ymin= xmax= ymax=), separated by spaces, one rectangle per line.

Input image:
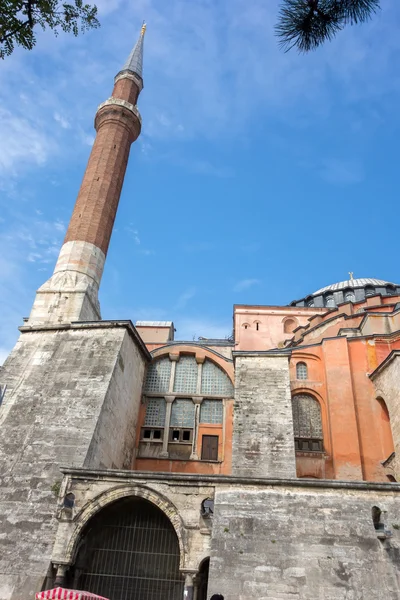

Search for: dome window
xmin=325 ymin=295 xmax=335 ymax=307
xmin=306 ymin=298 xmax=314 ymax=307
xmin=365 ymin=287 xmax=375 ymax=298
xmin=344 ymin=291 xmax=355 ymax=302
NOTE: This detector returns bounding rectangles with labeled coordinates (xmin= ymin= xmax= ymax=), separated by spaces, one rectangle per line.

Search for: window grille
xmin=173 ymin=356 xmax=198 ymax=394
xmin=345 ymin=291 xmax=355 ymax=302
xmin=201 ymin=360 xmax=233 ymax=396
xmin=145 ymin=358 xmax=171 ymax=393
xmin=292 ymin=394 xmax=323 ymax=440
xmin=144 ymin=397 xmax=166 ymax=427
xmin=365 ymin=287 xmax=375 ymax=297
xmin=200 ymin=399 xmax=223 ymax=424
xmin=171 ymin=399 xmax=195 ymax=428
xmin=296 ymin=362 xmax=308 ymax=380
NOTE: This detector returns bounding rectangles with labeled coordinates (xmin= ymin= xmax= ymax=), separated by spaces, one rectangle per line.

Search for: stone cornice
xmin=97 ymin=97 xmax=142 ymax=125
xmin=60 ymin=466 xmax=400 ymax=492
xmin=19 ymin=319 xmax=151 ymax=362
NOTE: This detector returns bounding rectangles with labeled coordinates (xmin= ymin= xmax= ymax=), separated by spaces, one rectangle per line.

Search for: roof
xmin=118 ymin=23 xmax=146 ymax=80
xmin=136 ymin=321 xmax=173 ymax=327
xmin=313 ymin=278 xmax=396 ymax=295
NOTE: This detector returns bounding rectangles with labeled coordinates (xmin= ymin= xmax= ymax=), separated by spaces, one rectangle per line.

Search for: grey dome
xmin=291 ymin=278 xmax=400 ymax=309
xmin=313 ymin=278 xmax=393 ymax=295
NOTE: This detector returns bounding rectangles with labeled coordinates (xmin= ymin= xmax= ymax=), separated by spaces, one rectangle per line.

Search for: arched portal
xmin=67 ymin=496 xmax=184 ymax=600
xmin=197 ymin=558 xmax=210 ymax=600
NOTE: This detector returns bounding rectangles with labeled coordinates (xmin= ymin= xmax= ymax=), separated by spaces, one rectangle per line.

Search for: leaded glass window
xmin=144 ymin=398 xmax=166 ymax=427
xmin=292 ymin=394 xmax=323 ymax=452
xmin=200 ymin=400 xmax=223 ymax=424
xmin=173 ymin=356 xmax=198 ymax=394
xmin=296 ymin=362 xmax=308 ymax=380
xmin=171 ymin=399 xmax=195 ymax=428
xmin=201 ymin=360 xmax=233 ymax=396
xmin=145 ymin=358 xmax=171 ymax=393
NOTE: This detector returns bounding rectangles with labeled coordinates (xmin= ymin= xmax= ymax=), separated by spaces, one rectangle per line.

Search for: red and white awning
xmin=36 ymin=588 xmax=109 ymax=600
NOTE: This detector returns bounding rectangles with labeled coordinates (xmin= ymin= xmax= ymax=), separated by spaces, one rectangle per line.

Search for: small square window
xmin=172 ymin=430 xmax=180 ymax=442
xmin=182 ymin=430 xmax=191 ymax=441
xmin=143 ymin=429 xmax=151 ymax=439
xmin=153 ymin=429 xmax=162 ymax=440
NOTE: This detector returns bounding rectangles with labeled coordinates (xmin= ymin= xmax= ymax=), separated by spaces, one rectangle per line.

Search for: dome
xmin=290 ymin=278 xmax=400 ymax=308
xmin=313 ymin=278 xmax=393 ymax=295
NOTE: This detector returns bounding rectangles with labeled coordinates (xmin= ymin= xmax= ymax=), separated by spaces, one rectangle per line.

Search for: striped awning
xmin=36 ymin=588 xmax=109 ymax=600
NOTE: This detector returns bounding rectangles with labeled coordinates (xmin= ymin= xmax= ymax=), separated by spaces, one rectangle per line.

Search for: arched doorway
xmin=68 ymin=496 xmax=184 ymax=600
xmin=196 ymin=558 xmax=209 ymax=600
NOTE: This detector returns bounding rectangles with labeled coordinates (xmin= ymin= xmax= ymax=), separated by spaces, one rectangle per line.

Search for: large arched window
xmin=141 ymin=355 xmax=233 ymax=461
xmin=292 ymin=394 xmax=323 ymax=452
xmin=296 ymin=362 xmax=308 ymax=380
xmin=70 ymin=497 xmax=184 ymax=600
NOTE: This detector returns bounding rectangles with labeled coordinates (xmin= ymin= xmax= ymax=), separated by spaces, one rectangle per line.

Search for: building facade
xmin=0 ymin=26 xmax=399 ymax=600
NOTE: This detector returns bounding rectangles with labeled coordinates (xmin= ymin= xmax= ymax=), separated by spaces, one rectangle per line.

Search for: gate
xmin=70 ymin=496 xmax=184 ymax=600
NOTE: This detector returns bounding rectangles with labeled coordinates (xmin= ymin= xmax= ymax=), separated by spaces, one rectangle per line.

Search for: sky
xmin=1 ymin=0 xmax=400 ymax=363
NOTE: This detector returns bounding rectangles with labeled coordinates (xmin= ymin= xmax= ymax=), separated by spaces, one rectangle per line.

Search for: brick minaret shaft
xmin=29 ymin=25 xmax=146 ymax=325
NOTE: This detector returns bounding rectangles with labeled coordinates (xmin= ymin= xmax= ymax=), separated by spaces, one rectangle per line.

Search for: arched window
xmin=242 ymin=322 xmax=250 ymax=330
xmin=284 ymin=318 xmax=297 ymax=334
xmin=142 ymin=355 xmax=233 ymax=457
xmin=325 ymin=295 xmax=335 ymax=307
xmin=292 ymin=394 xmax=323 ymax=452
xmin=296 ymin=362 xmax=308 ymax=380
xmin=344 ymin=290 xmax=355 ymax=302
xmin=365 ymin=286 xmax=375 ymax=297
xmin=306 ymin=298 xmax=314 ymax=307
xmin=386 ymin=286 xmax=396 ymax=296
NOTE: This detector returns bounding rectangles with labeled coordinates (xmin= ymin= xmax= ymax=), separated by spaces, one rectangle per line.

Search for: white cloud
xmin=234 ymin=279 xmax=261 ymax=292
xmin=174 ymin=288 xmax=196 ymax=310
xmin=54 ymin=112 xmax=71 ymax=129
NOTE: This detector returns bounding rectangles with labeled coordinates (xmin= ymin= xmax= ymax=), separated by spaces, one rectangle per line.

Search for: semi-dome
xmin=291 ymin=278 xmax=400 ymax=309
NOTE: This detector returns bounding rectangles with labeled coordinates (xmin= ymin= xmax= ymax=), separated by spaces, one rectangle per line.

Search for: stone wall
xmin=372 ymin=353 xmax=400 ymax=480
xmin=232 ymin=352 xmax=296 ymax=478
xmin=50 ymin=471 xmax=400 ymax=600
xmin=0 ymin=322 xmax=148 ymax=600
xmin=209 ymin=480 xmax=400 ymax=600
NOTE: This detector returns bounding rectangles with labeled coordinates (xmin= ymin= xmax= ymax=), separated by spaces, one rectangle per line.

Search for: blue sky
xmin=1 ymin=0 xmax=400 ymax=362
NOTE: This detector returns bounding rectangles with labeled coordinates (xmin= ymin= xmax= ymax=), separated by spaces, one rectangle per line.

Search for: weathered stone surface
xmin=208 ymin=483 xmax=400 ymax=600
xmin=0 ymin=322 xmax=148 ymax=600
xmin=232 ymin=353 xmax=296 ymax=478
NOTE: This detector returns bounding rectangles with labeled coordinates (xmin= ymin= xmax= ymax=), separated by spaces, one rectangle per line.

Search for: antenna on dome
xmin=349 ymin=272 xmax=354 ymax=280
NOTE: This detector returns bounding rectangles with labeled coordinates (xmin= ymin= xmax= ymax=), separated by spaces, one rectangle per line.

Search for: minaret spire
xmin=119 ymin=22 xmax=146 ymax=81
xmin=28 ymin=25 xmax=146 ymax=326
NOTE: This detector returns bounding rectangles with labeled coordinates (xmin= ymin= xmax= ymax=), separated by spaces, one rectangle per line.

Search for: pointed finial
xmin=349 ymin=271 xmax=354 ymax=281
xmin=118 ymin=22 xmax=146 ymax=81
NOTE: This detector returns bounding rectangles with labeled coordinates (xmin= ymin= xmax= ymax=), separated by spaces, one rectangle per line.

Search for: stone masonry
xmin=0 ymin=321 xmax=149 ymax=600
xmin=232 ymin=352 xmax=296 ymax=478
xmin=208 ymin=480 xmax=400 ymax=600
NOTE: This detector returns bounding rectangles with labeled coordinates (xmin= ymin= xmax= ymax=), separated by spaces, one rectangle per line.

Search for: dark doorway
xmin=197 ymin=558 xmax=209 ymax=600
xmin=201 ymin=435 xmax=218 ymax=461
xmin=68 ymin=496 xmax=183 ymax=600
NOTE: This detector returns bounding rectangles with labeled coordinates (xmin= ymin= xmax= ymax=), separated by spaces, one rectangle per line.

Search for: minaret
xmin=28 ymin=24 xmax=146 ymax=325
